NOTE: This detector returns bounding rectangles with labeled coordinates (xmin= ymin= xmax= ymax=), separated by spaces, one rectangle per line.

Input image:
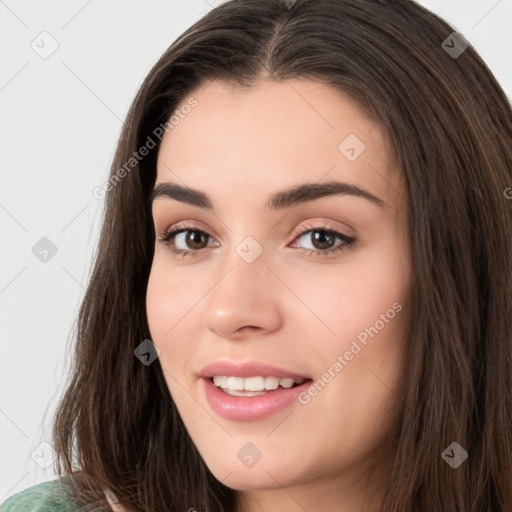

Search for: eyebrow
xmin=148 ymin=180 xmax=386 ymax=211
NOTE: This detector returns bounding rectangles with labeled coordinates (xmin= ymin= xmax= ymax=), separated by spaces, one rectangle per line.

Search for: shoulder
xmin=0 ymin=478 xmax=79 ymax=511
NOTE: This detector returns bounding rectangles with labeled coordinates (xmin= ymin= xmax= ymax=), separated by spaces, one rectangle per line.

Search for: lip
xmin=202 ymin=377 xmax=312 ymax=421
xmin=199 ymin=360 xmax=312 ymax=422
xmin=199 ymin=360 xmax=311 ymax=380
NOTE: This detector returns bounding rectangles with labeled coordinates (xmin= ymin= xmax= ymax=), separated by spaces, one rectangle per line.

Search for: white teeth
xmin=212 ymin=375 xmax=305 ymax=392
xmin=223 ymin=389 xmax=268 ymax=397
xmin=226 ymin=376 xmax=244 ymax=390
xmin=279 ymin=378 xmax=295 ymax=389
xmin=264 ymin=376 xmax=280 ymax=390
xmin=244 ymin=376 xmax=265 ymax=391
xmin=213 ymin=375 xmax=226 ymax=388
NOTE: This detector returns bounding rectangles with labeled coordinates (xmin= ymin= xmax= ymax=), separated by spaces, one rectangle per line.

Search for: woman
xmin=2 ymin=0 xmax=511 ymax=510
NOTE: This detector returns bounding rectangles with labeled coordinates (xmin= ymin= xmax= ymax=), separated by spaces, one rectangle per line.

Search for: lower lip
xmin=202 ymin=378 xmax=312 ymax=421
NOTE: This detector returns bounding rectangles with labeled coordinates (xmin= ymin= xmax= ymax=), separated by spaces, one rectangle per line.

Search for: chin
xmin=215 ymin=471 xmax=289 ymax=492
xmin=202 ymin=453 xmax=305 ymax=491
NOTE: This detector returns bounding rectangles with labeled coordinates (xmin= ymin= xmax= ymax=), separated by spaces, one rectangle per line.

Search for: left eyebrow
xmin=148 ymin=180 xmax=387 ymax=210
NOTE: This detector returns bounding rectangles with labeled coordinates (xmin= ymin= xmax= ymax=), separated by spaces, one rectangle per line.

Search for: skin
xmin=146 ymin=78 xmax=413 ymax=512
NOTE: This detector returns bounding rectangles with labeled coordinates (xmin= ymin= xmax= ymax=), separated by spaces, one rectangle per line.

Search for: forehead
xmin=155 ymin=78 xmax=404 ymax=214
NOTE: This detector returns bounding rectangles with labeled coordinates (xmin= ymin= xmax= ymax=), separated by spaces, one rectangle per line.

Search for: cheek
xmin=290 ymin=244 xmax=411 ymax=422
xmin=288 ymin=247 xmax=410 ymax=347
xmin=146 ymin=273 xmax=206 ymax=425
xmin=146 ymin=268 xmax=171 ymax=342
xmin=146 ymin=256 xmax=200 ymax=338
xmin=145 ymin=262 xmax=200 ymax=370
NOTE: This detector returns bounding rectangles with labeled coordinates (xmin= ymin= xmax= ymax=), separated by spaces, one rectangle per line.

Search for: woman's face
xmin=146 ymin=78 xmax=412 ymax=506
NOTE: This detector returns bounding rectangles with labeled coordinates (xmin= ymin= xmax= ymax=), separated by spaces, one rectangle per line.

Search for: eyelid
xmin=291 ymin=220 xmax=351 ymax=237
xmin=157 ymin=217 xmax=352 ymax=238
xmin=157 ymin=219 xmax=218 ymax=240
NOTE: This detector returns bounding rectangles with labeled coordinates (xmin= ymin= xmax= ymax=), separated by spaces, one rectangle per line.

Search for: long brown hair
xmin=51 ymin=1 xmax=512 ymax=510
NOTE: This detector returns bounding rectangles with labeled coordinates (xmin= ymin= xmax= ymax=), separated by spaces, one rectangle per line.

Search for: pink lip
xmin=202 ymin=377 xmax=312 ymax=421
xmin=199 ymin=360 xmax=312 ymax=422
xmin=199 ymin=360 xmax=311 ymax=380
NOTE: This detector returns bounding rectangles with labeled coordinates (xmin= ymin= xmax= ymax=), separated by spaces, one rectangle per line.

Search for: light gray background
xmin=1 ymin=0 xmax=511 ymax=502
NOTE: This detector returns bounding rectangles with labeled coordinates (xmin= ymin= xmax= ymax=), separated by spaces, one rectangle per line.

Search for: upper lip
xmin=200 ymin=360 xmax=312 ymax=380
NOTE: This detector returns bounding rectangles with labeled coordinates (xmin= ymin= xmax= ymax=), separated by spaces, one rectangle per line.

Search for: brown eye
xmin=307 ymin=230 xmax=337 ymax=251
xmin=160 ymin=228 xmax=215 ymax=253
xmin=182 ymin=230 xmax=209 ymax=250
xmin=291 ymin=225 xmax=356 ymax=257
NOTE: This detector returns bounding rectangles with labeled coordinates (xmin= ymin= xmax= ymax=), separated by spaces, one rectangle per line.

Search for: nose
xmin=202 ymin=247 xmax=283 ymax=340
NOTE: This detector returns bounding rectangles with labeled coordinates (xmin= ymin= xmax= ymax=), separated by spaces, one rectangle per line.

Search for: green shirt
xmin=0 ymin=478 xmax=79 ymax=511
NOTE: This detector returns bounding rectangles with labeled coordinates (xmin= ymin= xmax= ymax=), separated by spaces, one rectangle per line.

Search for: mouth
xmin=201 ymin=375 xmax=313 ymax=421
xmin=199 ymin=360 xmax=313 ymax=420
xmin=210 ymin=375 xmax=310 ymax=397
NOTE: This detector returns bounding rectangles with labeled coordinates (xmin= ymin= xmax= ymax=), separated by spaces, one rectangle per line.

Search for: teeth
xmin=262 ymin=376 xmax=280 ymax=390
xmin=279 ymin=378 xmax=295 ymax=389
xmin=244 ymin=376 xmax=265 ymax=391
xmin=212 ymin=375 xmax=305 ymax=392
xmin=226 ymin=376 xmax=244 ymax=390
xmin=223 ymin=389 xmax=268 ymax=397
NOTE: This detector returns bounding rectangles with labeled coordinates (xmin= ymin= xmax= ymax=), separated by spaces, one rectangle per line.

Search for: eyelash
xmin=156 ymin=221 xmax=356 ymax=259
